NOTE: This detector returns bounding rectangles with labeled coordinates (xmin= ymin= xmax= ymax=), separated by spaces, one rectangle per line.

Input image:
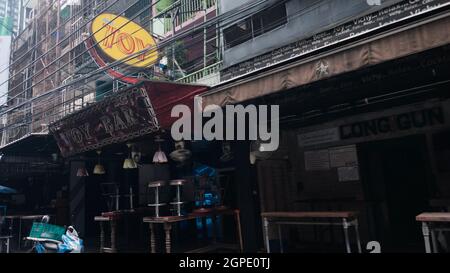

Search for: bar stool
xmin=0 ymin=236 xmax=10 ymax=253
xmin=0 ymin=206 xmax=11 ymax=253
xmin=170 ymin=180 xmax=186 ymax=217
xmin=101 ymin=183 xmax=121 ymax=211
xmin=123 ymin=186 xmax=135 ymax=210
xmin=147 ymin=181 xmax=167 ymax=218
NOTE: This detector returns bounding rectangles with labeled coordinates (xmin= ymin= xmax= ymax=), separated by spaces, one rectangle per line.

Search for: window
xmin=224 ymin=3 xmax=287 ymax=49
xmin=223 ymin=18 xmax=253 ymax=49
xmin=260 ymin=4 xmax=287 ymax=33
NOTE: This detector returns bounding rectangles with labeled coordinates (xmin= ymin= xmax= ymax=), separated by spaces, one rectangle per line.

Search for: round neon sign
xmin=91 ymin=13 xmax=159 ymax=68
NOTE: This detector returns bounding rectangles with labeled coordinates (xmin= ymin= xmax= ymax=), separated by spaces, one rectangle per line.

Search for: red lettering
xmin=117 ymin=33 xmax=135 ymax=55
xmin=102 ymin=23 xmax=118 ymax=49
xmin=134 ymin=37 xmax=150 ymax=61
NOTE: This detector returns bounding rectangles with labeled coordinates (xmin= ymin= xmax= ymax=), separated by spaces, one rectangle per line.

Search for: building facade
xmin=0 ymin=0 xmax=35 ymax=34
xmin=0 ymin=0 xmax=21 ymax=34
xmin=1 ymin=0 xmax=449 ymax=253
xmin=199 ymin=0 xmax=450 ymax=252
xmin=0 ymin=0 xmax=223 ymax=243
xmin=0 ymin=0 xmax=221 ymax=148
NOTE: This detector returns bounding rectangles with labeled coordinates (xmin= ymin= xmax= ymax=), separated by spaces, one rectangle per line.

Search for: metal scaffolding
xmin=0 ymin=0 xmax=224 ymax=149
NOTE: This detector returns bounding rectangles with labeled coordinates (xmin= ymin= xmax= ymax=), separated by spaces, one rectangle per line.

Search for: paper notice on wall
xmin=337 ymin=166 xmax=360 ymax=182
xmin=304 ymin=149 xmax=330 ymax=171
xmin=329 ymin=145 xmax=358 ymax=168
xmin=298 ymin=128 xmax=340 ymax=147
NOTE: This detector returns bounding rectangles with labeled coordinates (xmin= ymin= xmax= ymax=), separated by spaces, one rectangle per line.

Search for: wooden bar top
xmin=143 ymin=208 xmax=238 ymax=224
xmin=94 ymin=216 xmax=110 ymax=221
xmin=4 ymin=214 xmax=50 ymax=220
xmin=416 ymin=212 xmax=450 ymax=222
xmin=95 ymin=208 xmax=158 ymax=221
xmin=261 ymin=211 xmax=359 ymax=219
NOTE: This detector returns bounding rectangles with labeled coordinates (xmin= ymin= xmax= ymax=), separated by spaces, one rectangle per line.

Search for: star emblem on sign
xmin=315 ymin=60 xmax=330 ymax=78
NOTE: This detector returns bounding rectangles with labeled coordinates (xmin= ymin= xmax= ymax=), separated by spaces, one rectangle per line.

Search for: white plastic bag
xmin=59 ymin=226 xmax=83 ymax=253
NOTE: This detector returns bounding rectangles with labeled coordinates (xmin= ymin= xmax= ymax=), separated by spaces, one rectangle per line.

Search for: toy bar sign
xmin=49 ymin=85 xmax=159 ymax=157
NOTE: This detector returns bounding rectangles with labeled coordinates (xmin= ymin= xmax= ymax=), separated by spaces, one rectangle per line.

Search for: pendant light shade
xmin=153 ymin=150 xmax=168 ymax=164
xmin=123 ymin=158 xmax=138 ymax=169
xmin=123 ymin=143 xmax=138 ymax=169
xmin=169 ymin=141 xmax=191 ymax=163
xmin=76 ymin=167 xmax=89 ymax=177
xmin=153 ymin=136 xmax=168 ymax=164
xmin=93 ymin=164 xmax=106 ymax=175
xmin=93 ymin=150 xmax=106 ymax=175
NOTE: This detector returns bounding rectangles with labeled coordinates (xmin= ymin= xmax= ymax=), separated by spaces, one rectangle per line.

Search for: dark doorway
xmin=359 ymin=135 xmax=432 ymax=252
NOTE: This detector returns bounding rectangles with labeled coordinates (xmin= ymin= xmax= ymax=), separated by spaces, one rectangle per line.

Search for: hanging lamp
xmin=93 ymin=150 xmax=106 ymax=175
xmin=153 ymin=136 xmax=168 ymax=164
xmin=123 ymin=143 xmax=138 ymax=169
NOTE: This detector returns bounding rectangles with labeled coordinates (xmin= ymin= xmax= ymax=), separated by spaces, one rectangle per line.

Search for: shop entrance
xmin=359 ymin=135 xmax=431 ymax=252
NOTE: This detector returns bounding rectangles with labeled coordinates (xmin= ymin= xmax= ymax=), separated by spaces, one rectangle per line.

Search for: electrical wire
xmin=0 ymin=0 xmax=272 ymax=111
xmin=0 ymin=0 xmax=308 ymax=138
xmin=2 ymin=0 xmax=122 ymax=74
xmin=0 ymin=0 xmax=163 ymax=107
xmin=0 ymin=0 xmax=334 ymax=129
xmin=0 ymin=0 xmax=142 ymax=91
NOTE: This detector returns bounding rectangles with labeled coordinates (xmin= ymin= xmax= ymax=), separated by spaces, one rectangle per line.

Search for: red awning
xmin=143 ymin=81 xmax=207 ymax=129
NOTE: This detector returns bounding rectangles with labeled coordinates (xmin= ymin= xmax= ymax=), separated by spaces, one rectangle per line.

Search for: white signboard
xmin=304 ymin=149 xmax=330 ymax=171
xmin=298 ymin=128 xmax=340 ymax=147
xmin=329 ymin=145 xmax=358 ymax=168
xmin=338 ymin=166 xmax=360 ymax=182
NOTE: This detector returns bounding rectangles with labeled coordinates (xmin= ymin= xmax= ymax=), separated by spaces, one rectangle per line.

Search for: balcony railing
xmin=177 ymin=61 xmax=222 ymax=85
xmin=179 ymin=0 xmax=216 ymax=25
xmin=157 ymin=0 xmax=217 ymax=33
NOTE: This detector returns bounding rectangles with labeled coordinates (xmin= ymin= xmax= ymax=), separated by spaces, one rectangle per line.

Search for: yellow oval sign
xmin=91 ymin=13 xmax=158 ymax=68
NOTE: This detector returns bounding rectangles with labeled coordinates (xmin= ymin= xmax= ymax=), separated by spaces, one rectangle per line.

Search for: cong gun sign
xmin=340 ymin=107 xmax=445 ymax=140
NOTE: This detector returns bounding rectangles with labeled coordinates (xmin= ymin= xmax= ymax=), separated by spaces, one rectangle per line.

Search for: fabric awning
xmin=0 ymin=133 xmax=58 ymax=155
xmin=49 ymin=80 xmax=208 ymax=157
xmin=202 ymin=15 xmax=450 ymax=107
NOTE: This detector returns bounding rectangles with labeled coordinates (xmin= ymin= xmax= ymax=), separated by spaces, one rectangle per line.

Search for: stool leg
xmin=176 ymin=186 xmax=181 ymax=216
xmin=99 ymin=222 xmax=105 ymax=253
xmin=111 ymin=220 xmax=117 ymax=253
xmin=278 ymin=224 xmax=284 ymax=253
xmin=149 ymin=223 xmax=156 ymax=253
xmin=343 ymin=218 xmax=351 ymax=253
xmin=18 ymin=219 xmax=22 ymax=250
xmin=164 ymin=223 xmax=172 ymax=253
xmin=263 ymin=218 xmax=271 ymax=253
xmin=234 ymin=211 xmax=244 ymax=253
xmin=6 ymin=238 xmax=9 ymax=254
xmin=431 ymin=228 xmax=438 ymax=253
xmin=155 ymin=188 xmax=160 ymax=218
xmin=422 ymin=222 xmax=432 ymax=253
xmin=354 ymin=220 xmax=362 ymax=253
